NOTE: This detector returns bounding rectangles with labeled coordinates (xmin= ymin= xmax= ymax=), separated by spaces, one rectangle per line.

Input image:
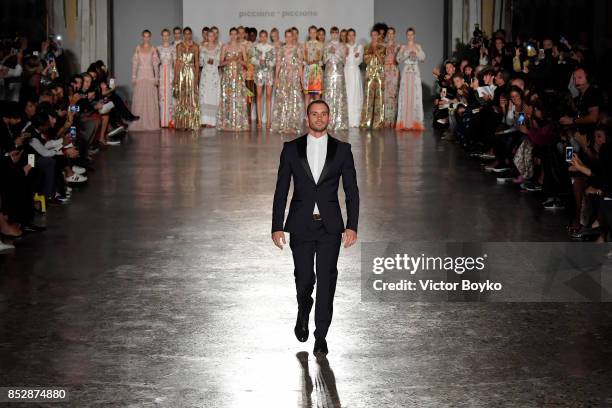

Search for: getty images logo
xmin=372 ymin=253 xmax=488 ymax=275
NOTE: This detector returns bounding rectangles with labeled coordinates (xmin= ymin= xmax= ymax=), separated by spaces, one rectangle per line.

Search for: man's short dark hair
xmin=70 ymin=74 xmax=83 ymax=84
xmin=574 ymin=65 xmax=590 ymax=83
xmin=451 ymin=72 xmax=464 ymax=81
xmin=306 ymin=100 xmax=330 ymax=115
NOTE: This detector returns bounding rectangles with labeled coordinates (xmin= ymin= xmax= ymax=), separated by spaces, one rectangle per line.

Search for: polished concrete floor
xmin=1 ymin=125 xmax=611 ymax=407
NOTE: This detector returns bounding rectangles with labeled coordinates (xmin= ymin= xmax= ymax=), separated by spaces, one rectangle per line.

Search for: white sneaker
xmin=105 ymin=140 xmax=121 ymax=146
xmin=0 ymin=241 xmax=15 ymax=251
xmin=72 ymin=166 xmax=86 ymax=175
xmin=107 ymin=126 xmax=125 ymax=138
xmin=66 ymin=174 xmax=88 ymax=183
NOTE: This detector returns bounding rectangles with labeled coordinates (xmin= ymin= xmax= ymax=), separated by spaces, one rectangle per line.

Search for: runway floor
xmin=1 ymin=126 xmax=611 ymax=407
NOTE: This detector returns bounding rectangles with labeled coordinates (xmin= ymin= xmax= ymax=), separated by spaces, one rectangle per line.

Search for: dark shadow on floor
xmin=296 ymin=351 xmax=341 ymax=408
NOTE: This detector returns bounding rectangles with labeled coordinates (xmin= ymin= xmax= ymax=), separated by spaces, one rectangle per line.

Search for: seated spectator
xmin=568 ymin=125 xmax=612 ymax=241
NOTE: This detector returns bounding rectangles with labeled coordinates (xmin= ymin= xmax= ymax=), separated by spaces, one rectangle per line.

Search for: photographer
xmin=464 ymin=68 xmax=498 ymax=154
xmin=432 ymin=60 xmax=458 ymax=131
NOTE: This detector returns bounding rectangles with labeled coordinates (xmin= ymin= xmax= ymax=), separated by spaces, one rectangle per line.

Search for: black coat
xmin=272 ymin=134 xmax=359 ymax=234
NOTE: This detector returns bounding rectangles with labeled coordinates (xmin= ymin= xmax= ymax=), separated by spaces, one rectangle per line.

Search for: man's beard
xmin=310 ymin=122 xmax=328 ymax=132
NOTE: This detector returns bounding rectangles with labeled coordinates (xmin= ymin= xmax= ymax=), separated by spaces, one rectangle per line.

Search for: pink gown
xmin=129 ymin=45 xmax=161 ymax=131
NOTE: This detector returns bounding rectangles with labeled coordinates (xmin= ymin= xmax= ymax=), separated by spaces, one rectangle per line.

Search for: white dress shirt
xmin=306 ymin=133 xmax=328 ymax=214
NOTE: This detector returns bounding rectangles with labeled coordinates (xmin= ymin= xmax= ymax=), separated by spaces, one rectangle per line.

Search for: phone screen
xmin=565 ymin=146 xmax=573 ymax=162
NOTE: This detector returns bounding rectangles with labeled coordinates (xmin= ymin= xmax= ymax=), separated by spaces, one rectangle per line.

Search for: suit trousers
xmin=289 ymin=219 xmax=342 ymax=340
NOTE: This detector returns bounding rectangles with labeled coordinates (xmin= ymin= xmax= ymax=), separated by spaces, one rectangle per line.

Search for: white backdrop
xmin=183 ymin=0 xmax=374 ymax=44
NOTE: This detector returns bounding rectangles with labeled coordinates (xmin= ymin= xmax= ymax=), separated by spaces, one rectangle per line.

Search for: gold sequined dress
xmin=271 ymin=45 xmax=304 ymax=133
xmin=174 ymin=43 xmax=200 ymax=130
xmin=216 ymin=47 xmax=249 ymax=131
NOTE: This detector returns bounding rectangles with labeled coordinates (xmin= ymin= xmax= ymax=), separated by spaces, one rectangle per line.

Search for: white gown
xmin=396 ymin=44 xmax=426 ymax=130
xmin=344 ymin=43 xmax=364 ymax=128
xmin=199 ymin=44 xmax=221 ymax=126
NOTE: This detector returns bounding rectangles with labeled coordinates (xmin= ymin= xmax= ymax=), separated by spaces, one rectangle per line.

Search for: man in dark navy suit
xmin=271 ymin=100 xmax=359 ymax=357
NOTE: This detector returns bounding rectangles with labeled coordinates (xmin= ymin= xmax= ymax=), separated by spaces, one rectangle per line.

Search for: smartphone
xmin=32 ymin=51 xmax=39 ymax=56
xmin=441 ymin=88 xmax=447 ymax=99
xmin=565 ymin=146 xmax=573 ymax=163
xmin=109 ymin=78 xmax=115 ymax=89
xmin=69 ymin=105 xmax=80 ymax=113
xmin=517 ymin=112 xmax=526 ymax=126
xmin=28 ymin=154 xmax=35 ymax=168
xmin=69 ymin=126 xmax=77 ymax=142
xmin=538 ymin=49 xmax=545 ymax=60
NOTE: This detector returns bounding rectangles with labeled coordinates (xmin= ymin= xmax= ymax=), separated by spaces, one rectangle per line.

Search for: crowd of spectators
xmin=432 ymin=27 xmax=612 ymax=242
xmin=0 ymin=34 xmax=138 ymax=251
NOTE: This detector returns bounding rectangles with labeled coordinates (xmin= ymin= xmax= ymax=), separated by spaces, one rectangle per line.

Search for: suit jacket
xmin=272 ymin=134 xmax=359 ymax=234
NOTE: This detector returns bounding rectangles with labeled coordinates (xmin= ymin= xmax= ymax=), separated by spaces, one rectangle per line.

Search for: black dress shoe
xmin=23 ymin=224 xmax=47 ymax=233
xmin=313 ymin=338 xmax=328 ymax=357
xmin=294 ymin=309 xmax=309 ymax=342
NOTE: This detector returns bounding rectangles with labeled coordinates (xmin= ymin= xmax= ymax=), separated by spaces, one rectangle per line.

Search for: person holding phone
xmin=486 ymin=86 xmax=528 ymax=173
xmin=567 ymin=126 xmax=612 ymax=241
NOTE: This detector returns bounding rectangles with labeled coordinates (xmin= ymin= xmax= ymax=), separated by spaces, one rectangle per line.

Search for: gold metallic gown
xmin=360 ymin=43 xmax=386 ymax=129
xmin=174 ymin=43 xmax=200 ymax=130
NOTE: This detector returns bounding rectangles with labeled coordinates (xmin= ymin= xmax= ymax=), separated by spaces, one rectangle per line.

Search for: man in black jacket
xmin=271 ymin=100 xmax=359 ymax=357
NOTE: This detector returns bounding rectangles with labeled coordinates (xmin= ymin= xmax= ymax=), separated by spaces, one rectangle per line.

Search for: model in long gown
xmin=322 ymin=40 xmax=348 ymax=131
xmin=271 ymin=44 xmax=304 ymax=133
xmin=129 ymin=45 xmax=160 ymax=131
xmin=345 ymin=42 xmax=364 ymax=128
xmin=216 ymin=46 xmax=249 ymax=131
xmin=396 ymin=44 xmax=426 ymax=131
xmin=303 ymin=39 xmax=324 ymax=99
xmin=383 ymin=42 xmax=400 ymax=127
xmin=174 ymin=42 xmax=200 ymax=130
xmin=199 ymin=43 xmax=221 ymax=126
xmin=157 ymin=44 xmax=175 ymax=128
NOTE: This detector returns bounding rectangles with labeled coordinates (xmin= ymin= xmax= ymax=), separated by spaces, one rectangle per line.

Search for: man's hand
xmin=272 ymin=231 xmax=286 ymax=250
xmin=342 ymin=229 xmax=357 ymax=248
